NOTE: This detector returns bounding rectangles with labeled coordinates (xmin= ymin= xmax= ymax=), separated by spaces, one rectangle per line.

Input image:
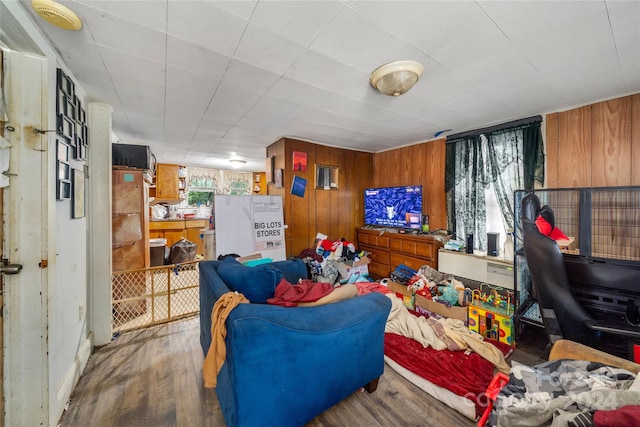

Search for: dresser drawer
xmin=358 ymin=232 xmax=389 ymax=248
xmin=360 ymin=244 xmax=390 ymax=266
xmin=368 ymin=262 xmax=390 ymax=279
xmin=390 ymin=253 xmax=435 ymax=273
xmin=415 ymin=241 xmax=434 ymax=258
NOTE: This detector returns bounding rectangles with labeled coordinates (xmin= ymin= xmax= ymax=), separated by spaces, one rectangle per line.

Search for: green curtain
xmin=446 ymin=135 xmax=489 ymax=248
xmin=445 ymin=121 xmax=543 ymax=250
xmin=522 ymin=123 xmax=544 ymax=189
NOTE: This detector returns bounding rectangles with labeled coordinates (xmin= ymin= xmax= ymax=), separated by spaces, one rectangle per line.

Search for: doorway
xmin=1 ymin=46 xmax=49 ymax=427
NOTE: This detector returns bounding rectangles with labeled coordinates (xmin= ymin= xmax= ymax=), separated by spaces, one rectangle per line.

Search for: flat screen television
xmin=364 ymin=185 xmax=423 ymax=229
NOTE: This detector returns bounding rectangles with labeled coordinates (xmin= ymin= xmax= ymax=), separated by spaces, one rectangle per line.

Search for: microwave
xmin=112 ymin=143 xmax=156 ymax=172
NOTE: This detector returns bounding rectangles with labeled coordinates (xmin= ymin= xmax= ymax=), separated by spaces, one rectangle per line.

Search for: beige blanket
xmin=384 ymin=293 xmax=510 ymax=373
xmin=203 ymin=291 xmax=249 ymax=388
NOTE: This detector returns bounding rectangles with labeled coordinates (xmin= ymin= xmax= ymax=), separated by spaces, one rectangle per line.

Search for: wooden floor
xmin=59 ymin=317 xmax=547 ymax=427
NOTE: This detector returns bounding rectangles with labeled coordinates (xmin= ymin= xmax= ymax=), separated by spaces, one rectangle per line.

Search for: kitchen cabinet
xmin=149 ymin=219 xmax=208 ymax=256
xmin=152 ymin=163 xmax=186 ymax=204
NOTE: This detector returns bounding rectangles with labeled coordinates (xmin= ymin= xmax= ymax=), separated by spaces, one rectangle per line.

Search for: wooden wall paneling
xmin=591 ymin=97 xmax=631 ymax=187
xmin=377 ymin=149 xmax=395 ymax=187
xmin=306 ymin=142 xmax=317 ymax=248
xmin=338 ymin=151 xmax=355 ymax=242
xmin=372 ymin=140 xmax=447 ymax=230
xmin=632 ymin=94 xmax=640 ymax=185
xmin=329 ymin=149 xmax=341 ymax=240
xmin=315 ymin=144 xmax=338 ymax=240
xmin=356 ymin=151 xmax=374 ymax=227
xmin=557 ymin=105 xmax=593 ymax=188
xmin=545 ymin=113 xmax=560 ymax=188
xmin=286 ymin=138 xmax=313 ymax=255
xmin=424 ymin=139 xmax=447 ymax=230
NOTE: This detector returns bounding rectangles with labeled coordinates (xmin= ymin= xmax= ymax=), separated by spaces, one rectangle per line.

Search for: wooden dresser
xmin=356 ymin=228 xmax=443 ymax=279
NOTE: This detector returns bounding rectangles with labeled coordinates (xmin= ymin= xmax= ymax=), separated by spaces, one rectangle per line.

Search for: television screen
xmin=364 ymin=185 xmax=423 ymax=229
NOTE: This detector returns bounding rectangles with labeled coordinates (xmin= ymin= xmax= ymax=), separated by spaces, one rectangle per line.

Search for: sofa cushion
xmin=217 ymin=258 xmax=283 ymax=303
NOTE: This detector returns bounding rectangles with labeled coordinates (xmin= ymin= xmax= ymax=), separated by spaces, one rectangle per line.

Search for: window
xmin=445 ymin=118 xmax=544 ymax=253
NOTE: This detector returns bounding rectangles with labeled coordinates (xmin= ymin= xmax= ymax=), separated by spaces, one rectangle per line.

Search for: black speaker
xmin=487 ymin=232 xmax=499 ymax=257
xmin=466 ymin=233 xmax=474 ymax=254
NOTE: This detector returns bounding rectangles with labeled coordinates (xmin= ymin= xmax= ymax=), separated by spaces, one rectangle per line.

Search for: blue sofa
xmin=199 ymin=258 xmax=392 ymax=427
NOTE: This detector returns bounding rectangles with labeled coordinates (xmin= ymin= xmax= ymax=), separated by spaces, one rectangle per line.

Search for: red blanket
xmin=267 ymin=278 xmax=335 ymax=307
xmin=384 ymin=324 xmax=512 ymax=418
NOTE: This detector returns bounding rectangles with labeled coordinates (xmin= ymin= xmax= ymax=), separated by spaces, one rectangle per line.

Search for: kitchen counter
xmin=150 ymin=217 xmax=210 ymax=222
xmin=149 ymin=219 xmax=210 ymax=255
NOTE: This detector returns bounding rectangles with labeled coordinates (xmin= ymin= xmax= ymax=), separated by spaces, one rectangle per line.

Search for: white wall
xmin=1 ymin=3 xmax=95 ymax=426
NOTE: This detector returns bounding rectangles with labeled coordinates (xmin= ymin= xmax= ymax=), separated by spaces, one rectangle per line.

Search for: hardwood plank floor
xmin=59 ymin=317 xmax=547 ymax=427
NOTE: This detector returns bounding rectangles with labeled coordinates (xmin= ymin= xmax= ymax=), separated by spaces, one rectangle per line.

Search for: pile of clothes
xmin=296 ymin=236 xmax=368 ymax=285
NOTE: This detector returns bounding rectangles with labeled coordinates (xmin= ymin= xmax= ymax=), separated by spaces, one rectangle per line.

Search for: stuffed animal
xmin=434 ymin=285 xmax=459 ymax=305
xmin=407 ymin=274 xmax=433 ymax=299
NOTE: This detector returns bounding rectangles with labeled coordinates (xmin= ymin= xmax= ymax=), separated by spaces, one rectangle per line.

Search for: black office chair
xmin=521 ymin=193 xmax=640 ymax=358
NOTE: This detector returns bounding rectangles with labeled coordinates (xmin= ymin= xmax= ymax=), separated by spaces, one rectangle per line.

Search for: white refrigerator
xmin=214 ymin=195 xmax=286 ymax=261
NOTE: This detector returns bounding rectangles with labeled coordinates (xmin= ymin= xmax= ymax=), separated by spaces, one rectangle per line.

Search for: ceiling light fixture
xmin=32 ymin=0 xmax=83 ymax=31
xmin=229 ymin=159 xmax=246 ymax=169
xmin=369 ymin=60 xmax=424 ymax=97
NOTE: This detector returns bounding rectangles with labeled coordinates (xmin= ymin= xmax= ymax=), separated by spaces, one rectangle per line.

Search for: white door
xmin=2 ymin=48 xmax=50 ymax=427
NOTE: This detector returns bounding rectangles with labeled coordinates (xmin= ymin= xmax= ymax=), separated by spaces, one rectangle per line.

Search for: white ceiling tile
xmin=206 ymin=82 xmax=265 ymax=119
xmin=222 ymin=60 xmax=282 ymax=93
xmin=234 ymin=23 xmax=308 ymax=75
xmin=166 ymin=36 xmax=231 ymax=80
xmin=75 ymin=0 xmax=168 ymax=33
xmin=99 ymin=46 xmax=166 ymax=87
xmin=208 ymin=1 xmax=258 ymax=20
xmin=309 ymin=6 xmax=426 ymax=72
xmin=251 ymin=1 xmax=344 ymax=46
xmin=80 ymin=8 xmax=167 ymax=63
xmin=167 ymin=1 xmax=248 ymax=57
xmin=285 ymin=50 xmax=371 ymax=99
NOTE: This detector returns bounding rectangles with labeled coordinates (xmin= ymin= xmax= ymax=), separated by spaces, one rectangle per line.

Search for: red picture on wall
xmin=292 ymin=151 xmax=307 ymax=172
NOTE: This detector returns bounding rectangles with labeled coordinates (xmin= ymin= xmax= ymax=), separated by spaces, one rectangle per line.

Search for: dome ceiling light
xmin=32 ymin=0 xmax=82 ymax=31
xmin=229 ymin=159 xmax=246 ymax=169
xmin=369 ymin=60 xmax=424 ymax=97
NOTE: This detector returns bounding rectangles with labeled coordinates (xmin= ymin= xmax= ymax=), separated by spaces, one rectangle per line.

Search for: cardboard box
xmin=237 ymin=253 xmax=262 ymax=263
xmin=468 ymin=304 xmax=515 ymax=346
xmin=414 ymin=294 xmax=468 ymax=323
xmin=345 ymin=263 xmax=369 ymax=278
xmin=386 ymin=280 xmax=415 ymax=309
xmin=349 ymin=255 xmax=371 ymax=267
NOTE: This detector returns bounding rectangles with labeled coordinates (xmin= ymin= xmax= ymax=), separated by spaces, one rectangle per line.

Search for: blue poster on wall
xmin=291 ymin=175 xmax=307 ymax=198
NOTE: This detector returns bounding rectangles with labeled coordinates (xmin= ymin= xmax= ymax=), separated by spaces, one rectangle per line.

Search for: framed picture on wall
xmin=266 ymin=156 xmax=275 ymax=184
xmin=274 ymin=168 xmax=283 ymax=189
xmin=57 ymin=180 xmax=71 ymax=200
xmin=292 ymin=151 xmax=307 ymax=172
xmin=72 ymin=168 xmax=85 ymax=219
xmin=290 ymin=175 xmax=307 ymax=197
xmin=57 ymin=139 xmax=68 ymax=162
xmin=57 ymin=114 xmax=75 ymax=143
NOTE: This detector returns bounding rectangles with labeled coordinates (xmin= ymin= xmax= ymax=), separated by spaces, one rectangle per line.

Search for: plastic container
xmin=149 ymin=238 xmax=167 ymax=266
xmin=202 ymin=229 xmax=216 ymax=260
xmin=504 ymin=229 xmax=514 ymax=261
